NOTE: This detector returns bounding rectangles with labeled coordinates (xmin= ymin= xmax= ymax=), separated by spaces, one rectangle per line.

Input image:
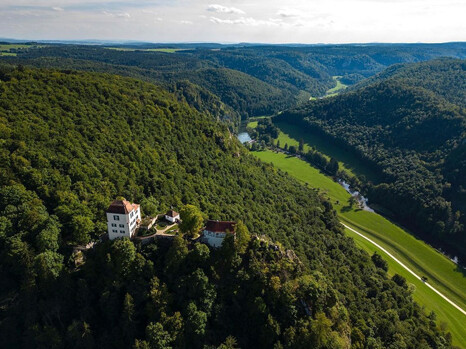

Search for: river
xmin=237 ymin=132 xmax=252 ymax=143
xmin=339 ymin=179 xmax=374 ymax=212
xmin=237 ymin=119 xmax=252 ymax=143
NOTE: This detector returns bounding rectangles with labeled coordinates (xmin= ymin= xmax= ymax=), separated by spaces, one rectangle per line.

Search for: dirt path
xmin=342 ymin=222 xmax=466 ymax=317
xmin=156 ymin=223 xmax=178 ymax=236
xmin=135 ymin=223 xmax=178 ymax=241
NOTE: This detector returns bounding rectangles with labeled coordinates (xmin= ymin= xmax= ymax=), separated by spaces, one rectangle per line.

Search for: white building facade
xmin=106 ymin=199 xmax=141 ymax=240
xmin=165 ymin=210 xmax=180 ymax=223
xmin=202 ymin=220 xmax=236 ymax=248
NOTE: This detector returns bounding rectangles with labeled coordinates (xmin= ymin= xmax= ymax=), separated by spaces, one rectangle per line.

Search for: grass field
xmin=325 ymin=76 xmax=348 ymax=97
xmin=249 ymin=118 xmax=366 ymax=181
xmin=246 ymin=116 xmax=270 ymax=129
xmin=252 ymin=150 xmax=466 ymax=347
xmin=147 ymin=48 xmax=186 ymax=53
xmin=0 ymin=44 xmax=45 ymax=49
xmin=105 ymin=47 xmax=186 ymax=53
xmin=274 ymin=126 xmax=355 ymax=176
xmin=105 ymin=47 xmax=136 ymax=51
xmin=0 ymin=44 xmax=32 ymax=50
xmin=0 ymin=44 xmax=44 ymax=56
xmin=274 ymin=121 xmax=380 ymax=182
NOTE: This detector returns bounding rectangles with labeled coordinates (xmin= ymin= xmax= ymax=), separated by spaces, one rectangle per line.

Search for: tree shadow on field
xmin=454 ymin=264 xmax=466 ymax=278
xmin=341 ymin=205 xmax=352 ymax=213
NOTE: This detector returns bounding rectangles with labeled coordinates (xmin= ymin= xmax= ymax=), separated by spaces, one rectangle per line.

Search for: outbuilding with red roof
xmin=202 ymin=220 xmax=236 ymax=248
xmin=165 ymin=209 xmax=180 ymax=223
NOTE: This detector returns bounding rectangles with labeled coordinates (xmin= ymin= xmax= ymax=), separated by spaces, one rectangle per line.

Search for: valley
xmin=252 ymin=149 xmax=466 ymax=347
xmin=275 ymin=59 xmax=466 ymax=263
xmin=250 ymin=135 xmax=466 ymax=346
xmin=1 ymin=42 xmax=465 ymax=348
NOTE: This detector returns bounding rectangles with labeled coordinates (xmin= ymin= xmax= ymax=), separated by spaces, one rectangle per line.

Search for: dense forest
xmin=276 ymin=59 xmax=466 ymax=262
xmin=2 ymin=42 xmax=466 ymax=128
xmin=1 ymin=46 xmax=300 ymax=122
xmin=352 ymin=58 xmax=466 ymax=107
xmin=0 ymin=56 xmax=243 ymax=127
xmin=192 ymin=48 xmax=334 ymax=96
xmin=0 ymin=66 xmax=453 ymax=348
xmin=189 ymin=43 xmax=466 ymax=85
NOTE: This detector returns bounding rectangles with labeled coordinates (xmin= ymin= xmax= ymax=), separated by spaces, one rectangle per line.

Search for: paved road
xmin=342 ymin=222 xmax=466 ymax=317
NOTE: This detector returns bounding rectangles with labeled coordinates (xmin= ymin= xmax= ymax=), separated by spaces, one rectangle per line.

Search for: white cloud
xmin=0 ymin=0 xmax=464 ymax=43
xmin=210 ymin=16 xmax=278 ymax=26
xmin=207 ymin=4 xmax=245 ymax=15
xmin=277 ymin=8 xmax=300 ymax=18
xmin=102 ymin=11 xmax=130 ymax=18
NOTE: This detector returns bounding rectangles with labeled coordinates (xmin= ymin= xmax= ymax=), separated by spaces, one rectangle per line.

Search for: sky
xmin=1 ymin=0 xmax=465 ymax=43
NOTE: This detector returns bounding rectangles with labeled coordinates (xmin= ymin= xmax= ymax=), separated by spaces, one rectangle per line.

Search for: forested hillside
xmin=191 ymin=43 xmax=466 ymax=87
xmin=170 ymin=68 xmax=295 ymax=118
xmin=193 ymin=48 xmax=334 ymax=96
xmin=2 ymin=46 xmax=299 ymax=121
xmin=352 ymin=58 xmax=466 ymax=107
xmin=0 ymin=66 xmax=452 ymax=348
xmin=277 ymin=59 xmax=466 ymax=261
xmin=0 ymin=57 xmax=242 ymax=126
xmin=3 ymin=42 xmax=466 ymax=126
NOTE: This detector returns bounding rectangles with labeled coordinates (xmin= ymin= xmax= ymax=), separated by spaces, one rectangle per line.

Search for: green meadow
xmin=274 ymin=120 xmax=380 ymax=182
xmin=325 ymin=75 xmax=348 ymax=97
xmin=145 ymin=48 xmax=187 ymax=53
xmin=252 ymin=150 xmax=466 ymax=347
xmin=0 ymin=44 xmax=45 ymax=56
xmin=306 ymin=75 xmax=347 ymax=100
xmin=105 ymin=47 xmax=186 ymax=53
xmin=246 ymin=116 xmax=270 ymax=129
xmin=0 ymin=44 xmax=33 ymax=50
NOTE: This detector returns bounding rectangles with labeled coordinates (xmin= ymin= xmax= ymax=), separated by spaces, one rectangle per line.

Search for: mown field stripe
xmin=252 ymin=149 xmax=466 ymax=347
xmin=339 ymin=215 xmax=466 ymax=310
xmin=342 ymin=222 xmax=466 ymax=317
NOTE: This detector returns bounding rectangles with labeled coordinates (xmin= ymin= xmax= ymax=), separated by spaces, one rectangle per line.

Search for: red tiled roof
xmin=107 ymin=200 xmax=137 ymax=214
xmin=166 ymin=209 xmax=179 ymax=217
xmin=204 ymin=220 xmax=236 ymax=234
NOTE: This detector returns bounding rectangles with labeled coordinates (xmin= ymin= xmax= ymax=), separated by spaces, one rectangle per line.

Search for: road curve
xmin=342 ymin=222 xmax=466 ymax=317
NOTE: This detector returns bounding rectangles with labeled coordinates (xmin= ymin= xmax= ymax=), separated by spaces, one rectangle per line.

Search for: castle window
xmin=113 ymin=215 xmax=120 ymax=221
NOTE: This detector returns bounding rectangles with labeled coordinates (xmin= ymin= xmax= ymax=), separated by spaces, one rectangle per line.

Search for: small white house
xmin=165 ymin=210 xmax=180 ymax=223
xmin=202 ymin=220 xmax=236 ymax=248
xmin=106 ymin=199 xmax=141 ymax=240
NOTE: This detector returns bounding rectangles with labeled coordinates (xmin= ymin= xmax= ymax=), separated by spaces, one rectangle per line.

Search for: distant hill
xmin=176 ymin=67 xmax=295 ymax=117
xmin=3 ymin=42 xmax=466 ymax=124
xmin=277 ymin=59 xmax=466 ymax=261
xmin=192 ymin=43 xmax=466 ymax=86
xmin=352 ymin=58 xmax=466 ymax=107
xmin=2 ymin=47 xmax=301 ymax=122
xmin=193 ymin=48 xmax=334 ymax=96
xmin=0 ymin=66 xmax=452 ymax=348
